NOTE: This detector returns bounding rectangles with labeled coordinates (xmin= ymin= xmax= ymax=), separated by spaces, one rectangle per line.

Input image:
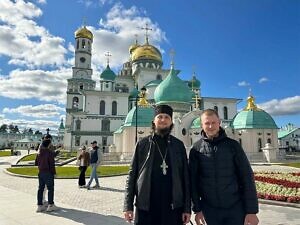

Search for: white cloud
xmin=238 ymin=81 xmax=250 ymax=87
xmin=258 ymin=96 xmax=300 ymax=116
xmin=0 ymin=68 xmax=71 ymax=104
xmin=259 ymin=77 xmax=268 ymax=83
xmin=0 ymin=118 xmax=60 ymax=133
xmin=3 ymin=104 xmax=65 ymax=118
xmin=0 ymin=0 xmax=67 ymax=68
xmin=37 ymin=0 xmax=47 ymax=4
xmin=89 ymin=2 xmax=167 ymax=69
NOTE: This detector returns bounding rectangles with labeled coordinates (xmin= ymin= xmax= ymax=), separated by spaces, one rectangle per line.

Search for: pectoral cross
xmin=161 ymin=160 xmax=168 ymax=175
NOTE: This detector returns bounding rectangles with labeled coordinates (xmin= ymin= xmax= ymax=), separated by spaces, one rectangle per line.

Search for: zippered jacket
xmin=189 ymin=128 xmax=258 ymax=214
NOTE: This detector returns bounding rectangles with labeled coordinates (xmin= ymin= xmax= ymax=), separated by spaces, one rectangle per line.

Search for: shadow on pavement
xmin=46 ymin=207 xmax=127 ymax=225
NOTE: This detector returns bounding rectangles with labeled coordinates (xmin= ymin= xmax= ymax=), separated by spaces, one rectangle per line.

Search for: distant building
xmin=278 ymin=123 xmax=300 ymax=151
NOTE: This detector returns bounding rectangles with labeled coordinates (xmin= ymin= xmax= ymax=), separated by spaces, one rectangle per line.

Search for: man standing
xmin=124 ymin=104 xmax=191 ymax=225
xmin=85 ymin=141 xmax=101 ymax=189
xmin=35 ymin=134 xmax=57 ymax=212
xmin=189 ymin=109 xmax=259 ymax=225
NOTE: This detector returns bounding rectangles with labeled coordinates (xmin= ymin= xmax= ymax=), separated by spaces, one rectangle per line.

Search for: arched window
xmin=76 ymin=40 xmax=79 ymax=49
xmin=267 ymin=138 xmax=271 ymax=144
xmin=72 ymin=97 xmax=79 ymax=108
xmin=223 ymin=106 xmax=228 ymax=120
xmin=75 ymin=120 xmax=81 ymax=131
xmin=156 ymin=74 xmax=162 ymax=80
xmin=182 ymin=128 xmax=187 ymax=136
xmin=100 ymin=100 xmax=105 ymax=115
xmin=101 ymin=119 xmax=110 ymax=131
xmin=79 ymin=84 xmax=83 ymax=90
xmin=258 ymin=138 xmax=262 ymax=152
xmin=112 ymin=101 xmax=117 ymax=115
xmin=88 ymin=41 xmax=91 ymax=51
xmin=82 ymin=40 xmax=85 ymax=48
xmin=75 ymin=136 xmax=80 ymax=146
xmin=214 ymin=106 xmax=218 ymax=113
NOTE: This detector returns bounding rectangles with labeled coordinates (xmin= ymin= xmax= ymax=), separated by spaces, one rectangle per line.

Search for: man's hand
xmin=124 ymin=211 xmax=134 ymax=223
xmin=182 ymin=213 xmax=191 ymax=224
xmin=244 ymin=214 xmax=259 ymax=225
xmin=195 ymin=211 xmax=206 ymax=225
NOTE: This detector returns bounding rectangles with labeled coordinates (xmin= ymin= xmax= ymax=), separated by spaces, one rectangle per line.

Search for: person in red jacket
xmin=35 ymin=134 xmax=58 ymax=212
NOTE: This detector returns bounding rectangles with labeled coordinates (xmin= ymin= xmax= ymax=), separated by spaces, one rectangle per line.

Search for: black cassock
xmin=135 ymin=135 xmax=183 ymax=225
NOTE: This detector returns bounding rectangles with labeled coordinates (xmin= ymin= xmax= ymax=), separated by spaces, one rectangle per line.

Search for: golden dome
xmin=244 ymin=95 xmax=261 ymax=111
xmin=129 ymin=43 xmax=139 ymax=54
xmin=131 ymin=44 xmax=162 ymax=62
xmin=75 ymin=26 xmax=93 ymax=40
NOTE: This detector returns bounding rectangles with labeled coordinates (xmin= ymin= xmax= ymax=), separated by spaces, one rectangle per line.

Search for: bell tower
xmin=64 ymin=24 xmax=96 ymax=150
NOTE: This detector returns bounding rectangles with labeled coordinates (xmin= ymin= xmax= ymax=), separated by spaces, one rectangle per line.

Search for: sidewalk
xmin=0 ymin=186 xmax=127 ymax=225
xmin=0 ymin=156 xmax=300 ymax=225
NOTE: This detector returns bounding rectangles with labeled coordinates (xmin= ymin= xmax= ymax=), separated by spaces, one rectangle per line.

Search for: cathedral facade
xmin=64 ymin=25 xmax=279 ymax=162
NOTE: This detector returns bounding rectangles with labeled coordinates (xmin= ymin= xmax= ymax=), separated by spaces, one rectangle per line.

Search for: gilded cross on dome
xmin=105 ymin=51 xmax=112 ymax=65
xmin=169 ymin=49 xmax=176 ymax=68
xmin=140 ymin=23 xmax=152 ymax=44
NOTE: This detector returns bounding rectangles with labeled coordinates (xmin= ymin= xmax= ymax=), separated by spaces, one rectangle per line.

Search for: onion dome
xmin=154 ymin=66 xmax=193 ymax=104
xmin=231 ymin=95 xmax=278 ymax=129
xmin=131 ymin=44 xmax=162 ymax=63
xmin=75 ymin=26 xmax=93 ymax=40
xmin=129 ymin=87 xmax=139 ymax=99
xmin=100 ymin=65 xmax=116 ymax=81
xmin=188 ymin=74 xmax=201 ymax=89
xmin=145 ymin=79 xmax=162 ymax=88
xmin=123 ymin=106 xmax=154 ymax=127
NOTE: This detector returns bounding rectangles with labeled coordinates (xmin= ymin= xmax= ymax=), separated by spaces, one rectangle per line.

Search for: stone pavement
xmin=0 ymin=155 xmax=300 ymax=225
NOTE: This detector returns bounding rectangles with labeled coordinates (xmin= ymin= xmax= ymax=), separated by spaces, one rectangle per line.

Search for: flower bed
xmin=254 ymin=172 xmax=300 ymax=203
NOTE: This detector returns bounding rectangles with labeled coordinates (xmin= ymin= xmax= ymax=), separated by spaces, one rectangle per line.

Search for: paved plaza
xmin=0 ymin=155 xmax=300 ymax=225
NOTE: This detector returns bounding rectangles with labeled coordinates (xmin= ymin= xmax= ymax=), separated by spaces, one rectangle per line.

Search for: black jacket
xmin=189 ymin=128 xmax=258 ymax=214
xmin=124 ymin=135 xmax=191 ymax=213
xmin=35 ymin=145 xmax=56 ymax=175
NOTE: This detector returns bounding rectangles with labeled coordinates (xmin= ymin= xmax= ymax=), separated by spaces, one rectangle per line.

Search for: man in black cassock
xmin=124 ymin=104 xmax=191 ymax=225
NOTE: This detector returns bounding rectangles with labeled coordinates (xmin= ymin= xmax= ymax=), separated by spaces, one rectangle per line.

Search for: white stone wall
xmin=202 ymin=99 xmax=238 ymax=120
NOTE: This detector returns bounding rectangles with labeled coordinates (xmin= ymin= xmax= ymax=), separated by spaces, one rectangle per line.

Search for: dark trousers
xmin=202 ymin=201 xmax=245 ymax=225
xmin=78 ymin=166 xmax=87 ymax=186
xmin=37 ymin=172 xmax=54 ymax=205
xmin=135 ymin=207 xmax=183 ymax=225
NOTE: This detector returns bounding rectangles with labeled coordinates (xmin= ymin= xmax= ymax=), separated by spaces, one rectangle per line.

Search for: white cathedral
xmin=64 ymin=25 xmax=280 ymax=162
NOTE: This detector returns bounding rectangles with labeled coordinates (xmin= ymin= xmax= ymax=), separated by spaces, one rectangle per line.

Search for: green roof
xmin=124 ymin=106 xmax=154 ymax=127
xmin=100 ymin=65 xmax=116 ymax=81
xmin=231 ymin=110 xmax=278 ymax=129
xmin=154 ymin=67 xmax=193 ymax=104
xmin=59 ymin=120 xmax=65 ymax=130
xmin=145 ymin=79 xmax=162 ymax=87
xmin=114 ymin=126 xmax=124 ymax=134
xmin=188 ymin=75 xmax=201 ymax=89
xmin=190 ymin=117 xmax=201 ymax=129
xmin=129 ymin=87 xmax=139 ymax=99
xmin=278 ymin=128 xmax=298 ymax=139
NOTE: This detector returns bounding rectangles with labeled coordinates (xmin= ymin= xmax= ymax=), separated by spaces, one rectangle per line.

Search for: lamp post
xmin=135 ymin=92 xmax=139 ymax=144
xmin=135 ymin=87 xmax=147 ymax=143
xmin=70 ymin=114 xmax=74 ymax=152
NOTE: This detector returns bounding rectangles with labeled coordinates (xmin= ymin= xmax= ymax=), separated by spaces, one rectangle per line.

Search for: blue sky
xmin=0 ymin=0 xmax=299 ymax=133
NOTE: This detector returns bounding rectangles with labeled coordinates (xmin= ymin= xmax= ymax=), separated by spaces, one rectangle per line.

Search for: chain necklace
xmin=154 ymin=140 xmax=168 ymax=175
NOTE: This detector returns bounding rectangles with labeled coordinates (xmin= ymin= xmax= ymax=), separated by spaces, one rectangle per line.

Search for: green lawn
xmin=0 ymin=151 xmax=11 ymax=157
xmin=7 ymin=165 xmax=130 ymax=178
xmin=281 ymin=162 xmax=300 ymax=168
xmin=19 ymin=151 xmax=77 ymax=162
xmin=20 ymin=154 xmax=37 ymax=161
